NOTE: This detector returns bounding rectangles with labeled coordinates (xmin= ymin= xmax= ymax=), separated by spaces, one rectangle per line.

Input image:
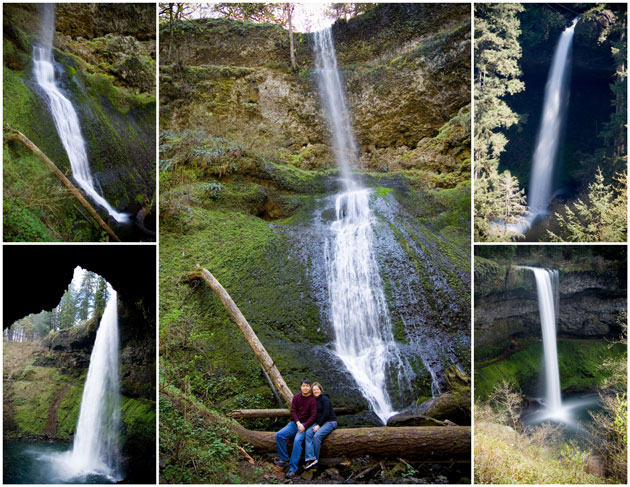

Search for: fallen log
xmin=185 ymin=265 xmax=294 ymax=405
xmin=236 ymin=425 xmax=470 ymax=461
xmin=164 ymin=387 xmax=470 ymax=462
xmin=4 ymin=123 xmax=121 ymax=242
xmin=229 ymin=408 xmax=354 ymax=419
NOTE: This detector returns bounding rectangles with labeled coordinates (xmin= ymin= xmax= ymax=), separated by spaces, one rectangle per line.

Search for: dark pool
xmin=3 ymin=441 xmax=117 ymax=484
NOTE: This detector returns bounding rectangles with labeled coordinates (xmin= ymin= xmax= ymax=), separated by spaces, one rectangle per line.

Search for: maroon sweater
xmin=290 ymin=392 xmax=317 ymax=429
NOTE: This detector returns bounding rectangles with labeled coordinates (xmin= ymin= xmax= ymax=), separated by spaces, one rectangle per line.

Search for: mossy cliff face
xmin=3 ymin=3 xmax=156 ymax=241
xmin=3 ymin=298 xmax=155 ymax=477
xmin=474 ymin=247 xmax=626 ymax=360
xmin=159 ymin=3 xmax=470 ymax=183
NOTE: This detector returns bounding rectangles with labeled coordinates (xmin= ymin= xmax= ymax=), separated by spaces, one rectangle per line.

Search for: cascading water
xmin=313 ymin=28 xmax=357 ymax=183
xmin=33 ymin=4 xmax=128 ymax=223
xmin=54 ymin=290 xmax=122 ymax=481
xmin=522 ymin=266 xmax=566 ymax=421
xmin=315 ymin=27 xmax=410 ymax=424
xmin=515 ymin=19 xmax=578 ymax=233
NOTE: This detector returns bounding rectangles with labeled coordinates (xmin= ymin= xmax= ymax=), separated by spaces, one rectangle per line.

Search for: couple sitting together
xmin=274 ymin=379 xmax=337 ymax=479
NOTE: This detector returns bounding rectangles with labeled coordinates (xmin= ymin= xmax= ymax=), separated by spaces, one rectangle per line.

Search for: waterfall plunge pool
xmin=521 ymin=391 xmax=604 ymax=446
xmin=3 ymin=441 xmax=117 ymax=484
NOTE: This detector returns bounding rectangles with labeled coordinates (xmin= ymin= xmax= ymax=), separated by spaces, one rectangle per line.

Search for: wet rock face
xmin=275 ymin=187 xmax=470 ymax=412
xmin=519 ymin=6 xmax=618 ymax=75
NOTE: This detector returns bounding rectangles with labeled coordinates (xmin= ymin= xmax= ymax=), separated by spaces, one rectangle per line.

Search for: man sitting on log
xmin=274 ymin=379 xmax=317 ymax=479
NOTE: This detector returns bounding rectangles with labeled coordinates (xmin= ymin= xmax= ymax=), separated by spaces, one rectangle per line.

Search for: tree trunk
xmin=287 ymin=4 xmax=297 ymax=71
xmin=164 ymin=387 xmax=470 ymax=462
xmin=186 ymin=265 xmax=294 ymax=405
xmin=237 ymin=425 xmax=470 ymax=461
xmin=229 ymin=408 xmax=354 ymax=419
xmin=4 ymin=124 xmax=121 ymax=242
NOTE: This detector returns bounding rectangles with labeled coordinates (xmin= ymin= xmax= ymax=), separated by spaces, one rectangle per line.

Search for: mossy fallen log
xmin=4 ymin=123 xmax=121 ymax=242
xmin=163 ymin=386 xmax=470 ymax=462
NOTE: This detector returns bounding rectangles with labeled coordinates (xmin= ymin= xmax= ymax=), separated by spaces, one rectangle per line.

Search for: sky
xmin=197 ymin=3 xmax=335 ymax=32
xmin=293 ymin=3 xmax=336 ymax=32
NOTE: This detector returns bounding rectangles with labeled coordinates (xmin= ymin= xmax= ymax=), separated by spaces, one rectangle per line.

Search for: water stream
xmin=513 ymin=18 xmax=578 ymax=233
xmin=33 ymin=4 xmax=128 ymax=223
xmin=315 ymin=27 xmax=410 ymax=424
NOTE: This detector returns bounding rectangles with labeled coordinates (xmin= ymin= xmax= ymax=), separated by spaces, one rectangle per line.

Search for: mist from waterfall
xmin=33 ymin=3 xmax=129 ymax=223
xmin=315 ymin=27 xmax=411 ymax=423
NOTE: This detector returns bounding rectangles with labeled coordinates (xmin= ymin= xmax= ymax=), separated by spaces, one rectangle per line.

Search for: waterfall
xmin=56 ymin=291 xmax=122 ymax=481
xmin=523 ymin=266 xmax=566 ymax=420
xmin=313 ymin=28 xmax=357 ymax=183
xmin=33 ymin=4 xmax=129 ymax=223
xmin=519 ymin=19 xmax=578 ymax=231
xmin=315 ymin=27 xmax=409 ymax=424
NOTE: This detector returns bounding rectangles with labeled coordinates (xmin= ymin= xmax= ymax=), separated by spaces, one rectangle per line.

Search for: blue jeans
xmin=275 ymin=422 xmax=315 ymax=472
xmin=305 ymin=421 xmax=337 ymax=461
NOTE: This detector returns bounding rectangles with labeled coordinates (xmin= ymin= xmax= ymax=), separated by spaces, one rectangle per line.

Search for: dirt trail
xmin=44 ymin=384 xmax=71 ymax=437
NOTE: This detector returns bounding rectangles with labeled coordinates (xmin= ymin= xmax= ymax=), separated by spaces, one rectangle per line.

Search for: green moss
xmin=121 ymin=397 xmax=156 ymax=449
xmin=55 ymin=384 xmax=83 ymax=439
xmin=373 ymin=187 xmax=393 ymax=199
xmin=83 ymin=71 xmax=155 ymax=115
xmin=475 ymin=340 xmax=626 ymax=400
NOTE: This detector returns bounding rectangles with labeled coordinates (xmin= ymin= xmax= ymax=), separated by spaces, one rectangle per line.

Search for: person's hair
xmin=312 ymin=382 xmax=324 ymax=393
xmin=301 ymin=379 xmax=312 ymax=386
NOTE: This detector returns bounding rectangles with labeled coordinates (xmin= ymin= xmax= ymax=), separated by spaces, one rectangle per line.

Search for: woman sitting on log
xmin=304 ymin=382 xmax=338 ymax=470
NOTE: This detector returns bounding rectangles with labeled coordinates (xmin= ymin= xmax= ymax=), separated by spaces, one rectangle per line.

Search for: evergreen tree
xmin=93 ymin=276 xmax=110 ymax=318
xmin=51 ymin=306 xmax=61 ymax=331
xmin=548 ymin=168 xmax=627 ymax=242
xmin=78 ymin=271 xmax=97 ymax=321
xmin=474 ymin=4 xmax=528 ymax=241
xmin=474 ymin=3 xmax=525 ymax=175
xmin=30 ymin=310 xmax=54 ymax=339
xmin=58 ymin=288 xmax=78 ymax=329
xmin=475 ymin=169 xmax=528 ymax=241
xmin=600 ymin=9 xmax=627 ymax=159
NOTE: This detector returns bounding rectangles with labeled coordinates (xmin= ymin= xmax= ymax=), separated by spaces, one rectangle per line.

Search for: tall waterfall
xmin=33 ymin=4 xmax=128 ymax=223
xmin=57 ymin=291 xmax=122 ymax=481
xmin=525 ymin=18 xmax=578 ymax=227
xmin=313 ymin=28 xmax=357 ymax=184
xmin=523 ymin=267 xmax=565 ymax=420
xmin=315 ymin=27 xmax=408 ymax=424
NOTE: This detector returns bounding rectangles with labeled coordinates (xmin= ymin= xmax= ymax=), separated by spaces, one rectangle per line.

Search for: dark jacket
xmin=316 ymin=393 xmax=337 ymax=425
xmin=290 ymin=393 xmax=317 ymax=429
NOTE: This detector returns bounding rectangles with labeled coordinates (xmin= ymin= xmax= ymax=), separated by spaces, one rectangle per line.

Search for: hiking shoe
xmin=304 ymin=458 xmax=318 ymax=470
xmin=285 ymin=470 xmax=297 ymax=479
xmin=273 ymin=459 xmax=288 ymax=467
